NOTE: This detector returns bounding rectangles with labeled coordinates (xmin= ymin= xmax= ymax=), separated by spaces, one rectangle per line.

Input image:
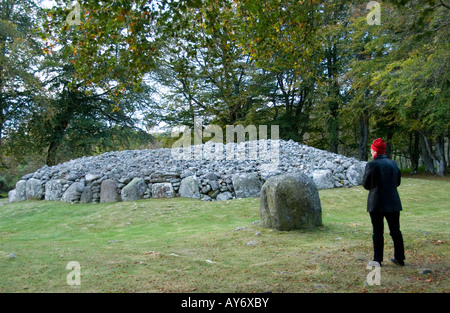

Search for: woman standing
xmin=363 ymin=138 xmax=405 ymax=267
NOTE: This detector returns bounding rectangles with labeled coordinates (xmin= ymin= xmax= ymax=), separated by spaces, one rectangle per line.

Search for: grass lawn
xmin=0 ymin=177 xmax=448 ymax=293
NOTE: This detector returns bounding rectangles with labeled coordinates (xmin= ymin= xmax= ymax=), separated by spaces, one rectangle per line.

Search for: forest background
xmin=0 ymin=0 xmax=449 ymax=195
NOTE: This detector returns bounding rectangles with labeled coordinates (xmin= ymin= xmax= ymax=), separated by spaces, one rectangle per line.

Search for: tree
xmin=151 ymin=2 xmax=264 ymax=131
xmin=0 ymin=0 xmax=42 ymax=167
xmin=234 ymin=0 xmax=322 ymax=142
xmin=43 ymin=0 xmax=188 ymax=98
xmin=29 ymin=52 xmax=155 ymax=166
xmin=368 ymin=0 xmax=449 ymax=175
xmin=41 ymin=0 xmax=449 ymax=175
xmin=2 ymin=1 xmax=156 ymax=166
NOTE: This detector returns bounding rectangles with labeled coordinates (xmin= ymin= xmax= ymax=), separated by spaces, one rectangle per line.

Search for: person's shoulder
xmin=381 ymin=155 xmax=397 ymax=164
xmin=378 ymin=156 xmax=400 ymax=169
xmin=365 ymin=159 xmax=378 ymax=170
xmin=387 ymin=158 xmax=400 ymax=169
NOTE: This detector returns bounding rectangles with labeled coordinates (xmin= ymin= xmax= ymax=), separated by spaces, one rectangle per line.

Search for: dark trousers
xmin=369 ymin=212 xmax=405 ymax=263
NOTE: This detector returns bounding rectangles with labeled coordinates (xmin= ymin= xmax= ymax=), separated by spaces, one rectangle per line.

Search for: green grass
xmin=0 ymin=177 xmax=449 ymax=293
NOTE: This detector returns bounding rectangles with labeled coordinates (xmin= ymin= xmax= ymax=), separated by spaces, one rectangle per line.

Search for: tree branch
xmin=439 ymin=0 xmax=450 ymax=10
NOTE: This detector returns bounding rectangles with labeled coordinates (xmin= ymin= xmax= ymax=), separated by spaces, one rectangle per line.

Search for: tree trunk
xmin=0 ymin=36 xmax=5 ymax=165
xmin=447 ymin=135 xmax=449 ymax=170
xmin=358 ymin=113 xmax=369 ymax=161
xmin=435 ymin=135 xmax=447 ymax=176
xmin=419 ymin=131 xmax=446 ymax=176
xmin=420 ymin=134 xmax=435 ymax=173
xmin=325 ymin=44 xmax=340 ymax=154
xmin=408 ymin=131 xmax=420 ymax=174
xmin=46 ymin=119 xmax=69 ymax=166
xmin=272 ymin=94 xmax=279 ymax=121
xmin=0 ymin=102 xmax=3 ymax=149
xmin=385 ymin=128 xmax=394 ymax=159
xmin=46 ymin=89 xmax=78 ymax=166
xmin=327 ymin=100 xmax=339 ymax=154
xmin=0 ymin=104 xmax=4 ymax=168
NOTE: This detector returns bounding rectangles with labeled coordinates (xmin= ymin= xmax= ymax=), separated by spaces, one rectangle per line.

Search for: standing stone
xmin=100 ymin=179 xmax=121 ymax=203
xmin=61 ymin=182 xmax=85 ymax=203
xmin=15 ymin=180 xmax=27 ymax=201
xmin=26 ymin=178 xmax=44 ymax=200
xmin=8 ymin=190 xmax=18 ymax=203
xmin=260 ymin=174 xmax=322 ymax=231
xmin=121 ymin=177 xmax=147 ymax=201
xmin=45 ymin=180 xmax=64 ymax=201
xmin=80 ymin=186 xmax=93 ymax=204
xmin=152 ymin=183 xmax=174 ymax=198
xmin=312 ymin=170 xmax=334 ymax=189
xmin=178 ymin=175 xmax=201 ymax=199
xmin=231 ymin=173 xmax=262 ymax=198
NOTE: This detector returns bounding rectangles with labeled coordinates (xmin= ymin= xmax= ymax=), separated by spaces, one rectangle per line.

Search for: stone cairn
xmin=8 ymin=139 xmax=367 ymax=204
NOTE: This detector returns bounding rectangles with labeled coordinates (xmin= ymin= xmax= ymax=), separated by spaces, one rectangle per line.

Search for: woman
xmin=363 ymin=138 xmax=405 ymax=267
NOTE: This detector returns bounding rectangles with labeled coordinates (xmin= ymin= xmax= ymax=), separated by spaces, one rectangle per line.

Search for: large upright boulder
xmin=80 ymin=186 xmax=93 ymax=204
xmin=15 ymin=180 xmax=27 ymax=201
xmin=121 ymin=177 xmax=147 ymax=201
xmin=45 ymin=180 xmax=64 ymax=201
xmin=178 ymin=175 xmax=201 ymax=199
xmin=26 ymin=178 xmax=44 ymax=200
xmin=231 ymin=173 xmax=262 ymax=198
xmin=260 ymin=173 xmax=322 ymax=231
xmin=8 ymin=190 xmax=18 ymax=203
xmin=61 ymin=182 xmax=85 ymax=203
xmin=100 ymin=179 xmax=121 ymax=203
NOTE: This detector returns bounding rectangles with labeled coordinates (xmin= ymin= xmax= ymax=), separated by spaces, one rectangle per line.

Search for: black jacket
xmin=363 ymin=154 xmax=402 ymax=213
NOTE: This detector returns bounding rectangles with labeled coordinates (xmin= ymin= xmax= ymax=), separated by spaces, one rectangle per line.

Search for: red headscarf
xmin=371 ymin=138 xmax=386 ymax=159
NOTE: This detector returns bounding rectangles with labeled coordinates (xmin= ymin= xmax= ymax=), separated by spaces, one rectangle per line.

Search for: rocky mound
xmin=8 ymin=139 xmax=367 ymax=203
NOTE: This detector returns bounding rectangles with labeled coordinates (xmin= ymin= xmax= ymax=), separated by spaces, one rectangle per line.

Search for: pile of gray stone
xmin=7 ymin=139 xmax=367 ymax=204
